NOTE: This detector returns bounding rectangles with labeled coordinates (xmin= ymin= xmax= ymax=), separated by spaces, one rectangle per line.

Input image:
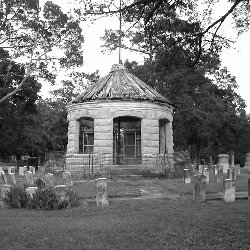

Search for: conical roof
xmin=73 ymin=64 xmax=172 ymax=105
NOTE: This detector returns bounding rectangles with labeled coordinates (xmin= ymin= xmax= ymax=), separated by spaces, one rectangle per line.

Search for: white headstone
xmin=95 ymin=178 xmax=109 ymax=206
xmin=62 ymin=172 xmax=73 ymax=187
xmin=0 ymin=184 xmax=11 ymax=207
xmin=25 ymin=187 xmax=37 ymax=198
xmin=19 ymin=167 xmax=24 ymax=176
xmin=223 ymin=179 xmax=235 ymax=202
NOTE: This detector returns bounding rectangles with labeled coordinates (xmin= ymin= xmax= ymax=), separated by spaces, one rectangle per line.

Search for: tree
xmin=0 ymin=49 xmax=45 ymax=160
xmin=37 ymin=71 xmax=100 ymax=152
xmin=0 ymin=0 xmax=84 ymax=103
xmin=82 ymin=0 xmax=250 ymax=64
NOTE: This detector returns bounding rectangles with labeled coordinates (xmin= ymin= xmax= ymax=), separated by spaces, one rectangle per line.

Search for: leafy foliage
xmin=2 ymin=185 xmax=81 ymax=210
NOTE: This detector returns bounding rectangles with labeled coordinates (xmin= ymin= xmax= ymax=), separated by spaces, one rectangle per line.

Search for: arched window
xmin=159 ymin=119 xmax=169 ymax=154
xmin=79 ymin=117 xmax=94 ymax=153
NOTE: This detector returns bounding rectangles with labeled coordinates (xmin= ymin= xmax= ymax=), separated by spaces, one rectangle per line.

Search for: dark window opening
xmin=79 ymin=117 xmax=94 ymax=154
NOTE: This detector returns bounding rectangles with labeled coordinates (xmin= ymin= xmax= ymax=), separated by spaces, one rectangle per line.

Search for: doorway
xmin=113 ymin=116 xmax=141 ymax=164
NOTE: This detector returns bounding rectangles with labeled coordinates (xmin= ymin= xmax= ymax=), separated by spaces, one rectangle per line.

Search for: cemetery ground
xmin=0 ymin=173 xmax=249 ymax=250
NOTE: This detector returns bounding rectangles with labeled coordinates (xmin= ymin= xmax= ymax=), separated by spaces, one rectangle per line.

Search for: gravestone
xmin=0 ymin=184 xmax=11 ymax=207
xmin=193 ymin=174 xmax=206 ymax=203
xmin=244 ymin=153 xmax=250 ymax=173
xmin=227 ymin=168 xmax=232 ymax=179
xmin=25 ymin=187 xmax=37 ymax=198
xmin=8 ymin=167 xmax=15 ymax=175
xmin=223 ymin=179 xmax=235 ymax=202
xmin=45 ymin=173 xmax=55 ymax=187
xmin=24 ymin=171 xmax=34 ymax=187
xmin=248 ymin=177 xmax=250 ymax=200
xmin=35 ymin=178 xmax=46 ymax=189
xmin=95 ymin=178 xmax=109 ymax=206
xmin=19 ymin=167 xmax=24 ymax=176
xmin=29 ymin=166 xmax=36 ymax=175
xmin=198 ymin=165 xmax=204 ymax=174
xmin=1 ymin=171 xmax=8 ymax=184
xmin=218 ymin=154 xmax=229 ymax=174
xmin=8 ymin=173 xmax=16 ymax=185
xmin=203 ymin=168 xmax=209 ymax=184
xmin=62 ymin=172 xmax=73 ymax=187
xmin=183 ymin=169 xmax=191 ymax=184
xmin=23 ymin=166 xmax=28 ymax=174
xmin=235 ymin=164 xmax=241 ymax=175
xmin=53 ymin=185 xmax=68 ymax=201
xmin=214 ymin=165 xmax=218 ymax=175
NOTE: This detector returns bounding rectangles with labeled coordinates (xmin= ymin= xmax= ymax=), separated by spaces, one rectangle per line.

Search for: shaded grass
xmin=0 ymin=198 xmax=249 ymax=250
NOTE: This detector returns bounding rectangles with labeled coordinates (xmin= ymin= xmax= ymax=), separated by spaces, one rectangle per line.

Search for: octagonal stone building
xmin=66 ymin=64 xmax=174 ymax=171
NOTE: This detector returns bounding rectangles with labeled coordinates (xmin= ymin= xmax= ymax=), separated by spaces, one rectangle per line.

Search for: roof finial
xmin=118 ymin=0 xmax=122 ymax=64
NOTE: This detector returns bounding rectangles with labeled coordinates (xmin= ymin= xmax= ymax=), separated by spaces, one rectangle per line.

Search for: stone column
xmin=94 ymin=118 xmax=113 ymax=154
xmin=218 ymin=154 xmax=229 ymax=174
xmin=223 ymin=179 xmax=235 ymax=202
xmin=184 ymin=168 xmax=191 ymax=184
xmin=193 ymin=174 xmax=206 ymax=203
xmin=95 ymin=178 xmax=109 ymax=206
xmin=166 ymin=121 xmax=174 ymax=155
xmin=67 ymin=120 xmax=80 ymax=154
xmin=0 ymin=184 xmax=11 ymax=207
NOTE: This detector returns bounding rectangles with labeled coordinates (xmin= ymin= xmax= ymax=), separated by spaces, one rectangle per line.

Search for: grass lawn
xmin=0 ymin=173 xmax=249 ymax=250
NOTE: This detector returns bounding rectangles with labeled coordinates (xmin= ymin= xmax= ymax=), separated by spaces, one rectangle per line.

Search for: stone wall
xmin=66 ymin=100 xmax=173 ymax=169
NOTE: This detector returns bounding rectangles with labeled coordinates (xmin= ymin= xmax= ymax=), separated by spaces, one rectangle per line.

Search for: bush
xmin=2 ymin=185 xmax=28 ymax=208
xmin=2 ymin=185 xmax=81 ymax=210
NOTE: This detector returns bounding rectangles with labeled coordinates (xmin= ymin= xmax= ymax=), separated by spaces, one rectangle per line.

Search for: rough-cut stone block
xmin=95 ymin=178 xmax=109 ymax=206
xmin=63 ymin=172 xmax=73 ymax=187
xmin=223 ymin=179 xmax=235 ymax=202
xmin=193 ymin=174 xmax=206 ymax=203
xmin=53 ymin=185 xmax=69 ymax=201
xmin=94 ymin=125 xmax=112 ymax=133
xmin=24 ymin=171 xmax=34 ymax=187
xmin=184 ymin=169 xmax=191 ymax=184
xmin=1 ymin=171 xmax=8 ymax=184
xmin=0 ymin=184 xmax=11 ymax=207
xmin=25 ymin=187 xmax=37 ymax=198
xmin=94 ymin=118 xmax=112 ymax=126
xmin=8 ymin=173 xmax=16 ymax=185
xmin=45 ymin=173 xmax=55 ymax=187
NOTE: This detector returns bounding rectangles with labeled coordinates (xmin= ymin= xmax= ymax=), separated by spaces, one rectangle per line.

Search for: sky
xmin=40 ymin=0 xmax=250 ymax=114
